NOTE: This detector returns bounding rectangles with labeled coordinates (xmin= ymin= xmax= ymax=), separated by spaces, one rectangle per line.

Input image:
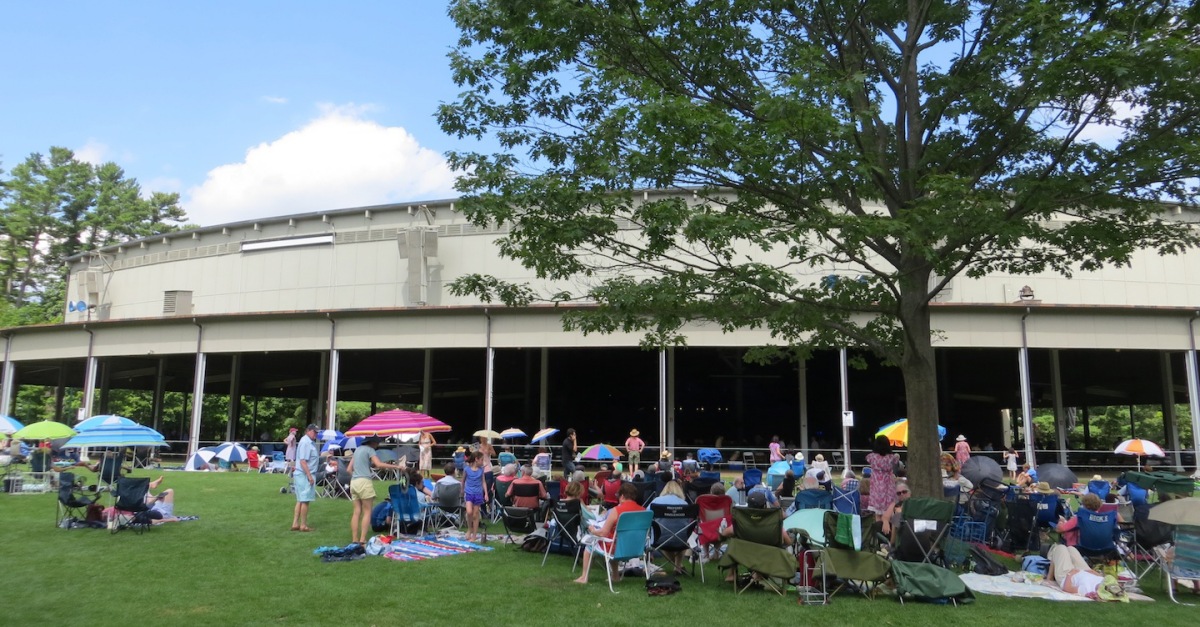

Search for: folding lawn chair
xmin=1164 ymin=524 xmax=1200 ymax=605
xmin=573 ymin=510 xmax=653 ymax=593
xmin=389 ymin=484 xmax=424 ymax=535
xmin=500 ymin=506 xmax=539 ymax=545
xmin=1088 ymin=479 xmax=1111 ymax=501
xmin=425 ymin=481 xmax=464 ymax=532
xmin=56 ymin=472 xmax=100 ymax=528
xmin=793 ymin=488 xmax=832 ymax=511
xmin=832 ymin=486 xmax=860 ymax=515
xmin=543 ymin=498 xmax=583 ymax=567
xmin=631 ymin=479 xmax=658 ymax=507
xmin=1118 ymin=516 xmax=1173 ymax=584
xmin=649 ymin=503 xmax=698 ymax=579
xmin=893 ymin=497 xmax=956 ymax=565
xmin=818 ymin=510 xmax=891 ymax=600
xmin=1075 ymin=508 xmax=1124 ymax=568
xmin=694 ymin=493 xmax=733 ymax=577
xmin=110 ymin=477 xmax=153 ymax=535
xmin=718 ymin=507 xmax=794 ymax=595
xmin=742 ymin=468 xmax=763 ymax=490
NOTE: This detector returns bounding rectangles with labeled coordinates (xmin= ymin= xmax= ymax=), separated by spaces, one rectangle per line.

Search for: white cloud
xmin=74 ymin=139 xmax=111 ymax=165
xmin=261 ymin=95 xmax=288 ymax=104
xmin=183 ymin=104 xmax=457 ymax=226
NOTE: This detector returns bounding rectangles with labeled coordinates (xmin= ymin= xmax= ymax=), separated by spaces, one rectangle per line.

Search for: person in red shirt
xmin=574 ymin=482 xmax=645 ymax=584
xmin=506 ymin=464 xmax=548 ymax=509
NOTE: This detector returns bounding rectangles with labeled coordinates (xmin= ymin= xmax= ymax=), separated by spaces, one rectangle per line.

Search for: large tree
xmin=438 ymin=0 xmax=1200 ymax=496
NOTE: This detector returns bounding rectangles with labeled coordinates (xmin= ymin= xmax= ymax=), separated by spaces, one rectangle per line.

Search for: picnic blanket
xmin=384 ymin=536 xmax=493 ymax=562
xmin=960 ymin=573 xmax=1153 ymax=602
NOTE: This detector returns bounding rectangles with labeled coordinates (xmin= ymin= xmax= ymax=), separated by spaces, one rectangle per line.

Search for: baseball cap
xmin=747 ymin=491 xmax=768 ymax=508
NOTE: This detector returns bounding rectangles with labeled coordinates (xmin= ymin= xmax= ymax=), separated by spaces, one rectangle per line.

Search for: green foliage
xmin=0 ymin=147 xmax=188 ymax=325
xmin=1032 ymin=404 xmax=1193 ymax=449
xmin=440 ymin=0 xmax=1200 ymax=496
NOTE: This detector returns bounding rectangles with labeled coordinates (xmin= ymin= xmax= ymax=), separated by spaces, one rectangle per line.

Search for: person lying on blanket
xmin=1046 ymin=544 xmax=1127 ymax=601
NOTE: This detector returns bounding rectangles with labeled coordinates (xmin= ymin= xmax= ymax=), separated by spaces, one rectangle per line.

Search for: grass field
xmin=2 ymin=469 xmax=1196 ymax=626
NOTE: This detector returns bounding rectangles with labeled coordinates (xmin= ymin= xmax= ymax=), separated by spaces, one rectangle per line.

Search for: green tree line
xmin=0 ymin=146 xmax=189 ymax=326
xmin=1030 ymin=405 xmax=1193 ymax=451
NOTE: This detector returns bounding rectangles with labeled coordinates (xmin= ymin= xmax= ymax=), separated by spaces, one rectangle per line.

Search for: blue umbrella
xmin=0 ymin=415 xmax=25 ymax=435
xmin=317 ymin=429 xmax=343 ymax=442
xmin=75 ymin=414 xmax=139 ymax=431
xmin=334 ymin=435 xmax=364 ymax=450
xmin=212 ymin=442 xmax=249 ymax=463
xmin=768 ymin=460 xmax=791 ymax=476
xmin=62 ymin=424 xmax=167 ymax=448
xmin=321 ymin=441 xmax=342 ymax=454
xmin=184 ymin=449 xmax=216 ymax=471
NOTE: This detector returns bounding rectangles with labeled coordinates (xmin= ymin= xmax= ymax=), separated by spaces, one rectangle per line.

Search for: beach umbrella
xmin=12 ymin=420 xmax=77 ymax=441
xmin=874 ymin=419 xmax=947 ymax=447
xmin=1149 ymin=497 xmax=1200 ymax=527
xmin=500 ymin=428 xmax=526 ymax=439
xmin=1115 ymin=438 xmax=1166 ymax=468
xmin=580 ymin=443 xmax=622 ymax=460
xmin=474 ymin=429 xmax=503 ymax=440
xmin=317 ymin=429 xmax=344 ymax=442
xmin=321 ymin=442 xmax=342 ymax=454
xmin=0 ymin=415 xmax=25 ymax=434
xmin=184 ymin=449 xmax=216 ymax=471
xmin=75 ymin=415 xmax=139 ymax=431
xmin=393 ymin=446 xmax=419 ymax=465
xmin=62 ymin=423 xmax=167 ymax=448
xmin=1036 ymin=463 xmax=1077 ymax=490
xmin=212 ymin=442 xmax=249 ymax=463
xmin=530 ymin=427 xmax=559 ymax=444
xmin=345 ymin=409 xmax=451 ymax=436
xmin=334 ymin=435 xmax=364 ymax=450
xmin=960 ymin=455 xmax=1003 ymax=487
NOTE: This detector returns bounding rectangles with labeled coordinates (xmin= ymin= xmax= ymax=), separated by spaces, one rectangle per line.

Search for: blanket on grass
xmin=959 ymin=573 xmax=1153 ymax=602
xmin=383 ymin=536 xmax=493 ymax=562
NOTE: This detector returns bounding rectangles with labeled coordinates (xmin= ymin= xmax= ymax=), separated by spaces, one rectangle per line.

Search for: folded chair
xmin=573 ymin=510 xmax=653 ymax=593
xmin=893 ymin=497 xmax=956 ymax=565
xmin=110 ymin=477 xmax=153 ymax=535
xmin=890 ymin=561 xmax=974 ymax=605
xmin=718 ymin=507 xmax=794 ymax=595
xmin=649 ymin=503 xmax=699 ymax=579
xmin=1164 ymin=524 xmax=1200 ymax=605
xmin=543 ymin=498 xmax=583 ymax=566
xmin=56 ymin=472 xmax=99 ymax=527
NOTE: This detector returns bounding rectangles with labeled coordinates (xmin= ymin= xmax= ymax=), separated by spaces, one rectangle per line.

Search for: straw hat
xmin=660 ymin=450 xmax=671 ymax=459
xmin=1036 ymin=481 xmax=1055 ymax=495
xmin=955 ymin=435 xmax=967 ymax=442
xmin=454 ymin=446 xmax=466 ymax=453
xmin=629 ymin=428 xmax=639 ymax=436
xmin=1092 ymin=474 xmax=1104 ymax=482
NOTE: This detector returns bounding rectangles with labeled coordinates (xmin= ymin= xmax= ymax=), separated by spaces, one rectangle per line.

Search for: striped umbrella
xmin=75 ymin=414 xmax=139 ymax=431
xmin=1114 ymin=438 xmax=1165 ymax=458
xmin=334 ymin=435 xmax=364 ymax=450
xmin=62 ymin=424 xmax=167 ymax=448
xmin=317 ymin=429 xmax=344 ymax=442
xmin=345 ymin=409 xmax=451 ymax=436
xmin=184 ymin=448 xmax=217 ymax=471
xmin=0 ymin=415 xmax=25 ymax=435
xmin=530 ymin=427 xmax=559 ymax=444
xmin=874 ymin=419 xmax=947 ymax=447
xmin=212 ymin=442 xmax=249 ymax=463
xmin=500 ymin=428 xmax=526 ymax=439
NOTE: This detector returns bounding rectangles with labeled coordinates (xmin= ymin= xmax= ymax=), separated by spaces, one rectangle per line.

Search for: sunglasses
xmin=896 ymin=490 xmax=909 ymax=495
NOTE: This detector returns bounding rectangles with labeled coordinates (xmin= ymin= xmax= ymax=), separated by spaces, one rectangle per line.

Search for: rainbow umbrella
xmin=345 ymin=409 xmax=451 ymax=436
xmin=581 ymin=443 xmax=622 ymax=460
xmin=874 ymin=419 xmax=946 ymax=447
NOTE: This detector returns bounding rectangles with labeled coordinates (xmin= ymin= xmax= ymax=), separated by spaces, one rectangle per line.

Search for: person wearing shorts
xmin=349 ymin=435 xmax=405 ymax=545
xmin=291 ymin=424 xmax=320 ymax=532
xmin=462 ymin=451 xmax=489 ymax=542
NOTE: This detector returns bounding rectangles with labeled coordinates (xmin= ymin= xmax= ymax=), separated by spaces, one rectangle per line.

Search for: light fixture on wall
xmin=1018 ymin=285 xmax=1035 ymax=301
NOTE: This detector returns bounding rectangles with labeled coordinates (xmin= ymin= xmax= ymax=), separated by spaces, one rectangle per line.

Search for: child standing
xmin=1004 ymin=448 xmax=1019 ymax=481
xmin=463 ymin=451 xmax=489 ymax=542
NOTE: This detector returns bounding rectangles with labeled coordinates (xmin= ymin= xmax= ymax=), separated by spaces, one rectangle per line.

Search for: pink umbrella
xmin=345 ymin=409 xmax=451 ymax=436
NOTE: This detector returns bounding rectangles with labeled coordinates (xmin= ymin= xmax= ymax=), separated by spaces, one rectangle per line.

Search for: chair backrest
xmin=743 ymin=468 xmax=763 ymax=489
xmin=98 ymin=452 xmax=123 ymax=484
xmin=498 ymin=451 xmax=517 ymax=466
xmin=831 ymin=486 xmax=861 ymax=514
xmin=696 ymin=494 xmax=732 ymax=523
xmin=30 ymin=448 xmax=50 ymax=472
xmin=650 ymin=503 xmax=698 ymax=549
xmin=545 ymin=479 xmax=561 ymax=501
xmin=903 ymin=497 xmax=956 ymax=526
xmin=593 ymin=470 xmax=612 ymax=485
xmin=790 ymin=460 xmax=806 ymax=476
xmin=389 ymin=484 xmax=422 ymax=524
xmin=435 ymin=481 xmax=462 ymax=508
xmin=1172 ymin=525 xmax=1200 ymax=573
xmin=495 ymin=478 xmax=514 ymax=505
xmin=631 ymin=480 xmax=657 ymax=505
xmin=510 ymin=481 xmax=542 ymax=501
xmin=114 ymin=477 xmax=150 ymax=512
xmin=601 ymin=477 xmax=624 ymax=505
xmin=609 ymin=510 xmax=654 ymax=560
xmin=550 ymin=498 xmax=582 ymax=540
xmin=698 ymin=470 xmax=721 ymax=482
xmin=1075 ymin=508 xmax=1118 ymax=552
xmin=1030 ymin=492 xmax=1060 ymax=527
xmin=57 ymin=472 xmax=78 ymax=504
xmin=794 ymin=488 xmax=832 ymax=510
xmin=731 ymin=506 xmax=783 ymax=547
xmin=1124 ymin=481 xmax=1148 ymax=505
xmin=1088 ymin=480 xmax=1111 ymax=501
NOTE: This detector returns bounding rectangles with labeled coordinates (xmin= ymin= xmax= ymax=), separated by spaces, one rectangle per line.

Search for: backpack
xmin=646 ymin=574 xmax=681 ymax=596
xmin=521 ymin=531 xmax=549 ymax=553
xmin=968 ymin=544 xmax=1008 ymax=576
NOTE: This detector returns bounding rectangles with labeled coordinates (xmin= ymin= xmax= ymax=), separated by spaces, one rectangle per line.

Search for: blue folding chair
xmin=1075 ymin=508 xmax=1120 ymax=560
xmin=793 ymin=489 xmax=832 ymax=510
xmin=573 ymin=510 xmax=653 ymax=593
xmin=388 ymin=484 xmax=424 ymax=535
xmin=743 ymin=468 xmax=763 ymax=490
xmin=832 ymin=486 xmax=860 ymax=514
xmin=1029 ymin=492 xmax=1061 ymax=529
xmin=1088 ymin=479 xmax=1111 ymax=501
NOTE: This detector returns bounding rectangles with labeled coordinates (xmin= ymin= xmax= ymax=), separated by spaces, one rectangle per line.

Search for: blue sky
xmin=0 ymin=2 xmax=475 ymax=227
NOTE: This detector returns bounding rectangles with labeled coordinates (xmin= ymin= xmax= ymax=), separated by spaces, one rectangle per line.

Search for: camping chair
xmin=425 ymin=481 xmax=464 ymax=532
xmin=1029 ymin=492 xmax=1061 ymax=531
xmin=56 ymin=472 xmax=99 ymax=527
xmin=500 ymin=505 xmax=539 ymax=545
xmin=631 ymin=479 xmax=657 ymax=507
xmin=1088 ymin=479 xmax=1111 ymax=501
xmin=1074 ymin=508 xmax=1122 ymax=565
xmin=1164 ymin=524 xmax=1200 ymax=605
xmin=832 ymin=486 xmax=861 ymax=515
xmin=966 ymin=478 xmax=1006 ymax=541
xmin=649 ymin=503 xmax=699 ymax=579
xmin=893 ymin=497 xmax=956 ymax=565
xmin=389 ymin=484 xmax=424 ymax=535
xmin=545 ymin=478 xmax=561 ymax=502
xmin=542 ymin=498 xmax=584 ymax=566
xmin=793 ymin=488 xmax=833 ymax=511
xmin=26 ymin=447 xmax=54 ymax=492
xmin=110 ymin=477 xmax=153 ymax=534
xmin=373 ymin=449 xmax=402 ymax=481
xmin=890 ymin=561 xmax=974 ymax=605
xmin=1000 ymin=496 xmax=1040 ymax=553
xmin=695 ymin=493 xmax=733 ymax=577
xmin=718 ymin=507 xmax=794 ymax=595
xmin=508 ymin=481 xmax=548 ymax=520
xmin=817 ymin=509 xmax=892 ymax=600
xmin=574 ymin=510 xmax=653 ymax=593
xmin=742 ymin=468 xmax=763 ymax=490
xmin=1118 ymin=516 xmax=1172 ymax=584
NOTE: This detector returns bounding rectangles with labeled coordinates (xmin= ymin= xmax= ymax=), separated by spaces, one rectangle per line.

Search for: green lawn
xmin=2 ymin=470 xmax=1195 ymax=626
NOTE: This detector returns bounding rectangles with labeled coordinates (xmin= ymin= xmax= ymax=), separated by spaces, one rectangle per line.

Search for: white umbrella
xmin=212 ymin=442 xmax=249 ymax=463
xmin=0 ymin=415 xmax=26 ymax=435
xmin=531 ymin=427 xmax=559 ymax=443
xmin=184 ymin=449 xmax=216 ymax=471
xmin=318 ymin=429 xmax=344 ymax=442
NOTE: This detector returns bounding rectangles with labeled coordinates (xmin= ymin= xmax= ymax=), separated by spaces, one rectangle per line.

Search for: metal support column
xmin=839 ymin=348 xmax=850 ymax=470
xmin=152 ymin=357 xmax=167 ymax=432
xmin=658 ymin=349 xmax=667 ymax=456
xmin=227 ymin=353 xmax=242 ymax=441
xmin=326 ymin=349 xmax=339 ymax=431
xmin=667 ymin=348 xmax=676 ymax=451
xmin=798 ymin=357 xmax=808 ymax=462
xmin=1051 ymin=350 xmax=1067 ymax=466
xmin=187 ymin=322 xmax=206 ymax=458
xmin=539 ymin=348 xmax=548 ymax=431
xmin=1160 ymin=351 xmax=1181 ymax=468
xmin=1186 ymin=315 xmax=1200 ymax=476
xmin=0 ymin=334 xmax=14 ymax=418
xmin=1019 ymin=310 xmax=1037 ymax=468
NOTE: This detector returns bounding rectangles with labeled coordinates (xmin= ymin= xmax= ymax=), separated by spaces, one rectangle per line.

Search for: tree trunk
xmin=898 ymin=276 xmax=941 ymax=498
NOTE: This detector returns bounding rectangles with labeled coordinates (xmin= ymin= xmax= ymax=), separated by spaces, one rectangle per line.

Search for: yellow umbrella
xmin=874 ymin=419 xmax=947 ymax=447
